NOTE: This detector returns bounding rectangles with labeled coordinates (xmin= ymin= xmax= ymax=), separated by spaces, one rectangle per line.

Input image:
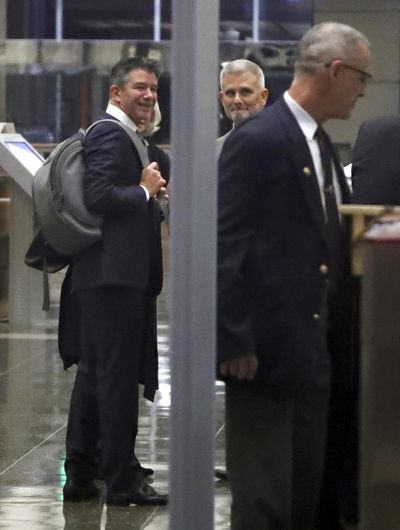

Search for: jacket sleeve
xmin=217 ymin=129 xmax=263 ymax=362
xmin=148 ymin=143 xmax=170 ymax=185
xmin=83 ymin=123 xmax=148 ymax=214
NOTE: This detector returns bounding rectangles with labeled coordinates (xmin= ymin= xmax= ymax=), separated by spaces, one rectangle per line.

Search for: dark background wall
xmin=7 ymin=0 xmax=313 ymax=40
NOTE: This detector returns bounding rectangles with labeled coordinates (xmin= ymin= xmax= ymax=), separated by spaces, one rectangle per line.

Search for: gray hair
xmin=220 ymin=59 xmax=265 ymax=90
xmin=294 ymin=22 xmax=371 ymax=76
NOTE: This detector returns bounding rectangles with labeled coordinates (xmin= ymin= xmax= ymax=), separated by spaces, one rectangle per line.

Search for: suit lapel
xmin=274 ymin=98 xmax=327 ymax=242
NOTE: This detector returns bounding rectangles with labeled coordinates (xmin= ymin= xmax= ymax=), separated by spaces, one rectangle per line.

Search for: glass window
xmin=220 ymin=0 xmax=313 ymax=41
xmin=219 ymin=0 xmax=253 ymax=41
xmin=258 ymin=0 xmax=314 ymax=41
xmin=4 ymin=1 xmax=314 ymax=144
xmin=63 ymin=0 xmax=157 ymax=40
xmin=8 ymin=1 xmax=313 ymax=41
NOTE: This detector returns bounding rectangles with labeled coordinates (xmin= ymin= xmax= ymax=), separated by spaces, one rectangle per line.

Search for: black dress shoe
xmin=95 ymin=465 xmax=154 ymax=482
xmin=141 ymin=466 xmax=154 ymax=476
xmin=63 ymin=479 xmax=101 ymax=502
xmin=107 ymin=481 xmax=168 ymax=506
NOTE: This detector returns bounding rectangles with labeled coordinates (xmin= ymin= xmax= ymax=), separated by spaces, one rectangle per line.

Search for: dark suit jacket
xmin=71 ymin=113 xmax=164 ymax=295
xmin=148 ymin=140 xmax=170 ymax=183
xmin=59 ymin=115 xmax=169 ymax=400
xmin=217 ymin=96 xmax=351 ymax=398
xmin=352 ymin=115 xmax=400 ymax=204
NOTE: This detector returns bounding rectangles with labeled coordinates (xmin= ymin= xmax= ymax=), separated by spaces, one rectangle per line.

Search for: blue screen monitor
xmin=4 ymin=140 xmax=44 ymax=175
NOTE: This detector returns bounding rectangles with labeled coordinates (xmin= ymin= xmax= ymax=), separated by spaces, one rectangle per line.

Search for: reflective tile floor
xmin=0 ymin=268 xmax=231 ymax=529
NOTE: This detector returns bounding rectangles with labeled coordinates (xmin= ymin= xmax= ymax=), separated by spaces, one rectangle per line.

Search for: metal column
xmin=154 ymin=0 xmax=161 ymax=42
xmin=169 ymin=0 xmax=219 ymax=528
xmin=253 ymin=0 xmax=260 ymax=41
xmin=55 ymin=0 xmax=63 ymax=41
xmin=361 ymin=225 xmax=400 ymax=529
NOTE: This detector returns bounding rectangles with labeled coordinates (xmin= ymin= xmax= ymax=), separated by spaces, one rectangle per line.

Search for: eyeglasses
xmin=325 ymin=62 xmax=372 ymax=81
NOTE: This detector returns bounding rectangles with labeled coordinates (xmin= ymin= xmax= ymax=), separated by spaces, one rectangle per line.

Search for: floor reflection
xmin=62 ymin=500 xmax=168 ymax=530
xmin=0 ymin=265 xmax=231 ymax=529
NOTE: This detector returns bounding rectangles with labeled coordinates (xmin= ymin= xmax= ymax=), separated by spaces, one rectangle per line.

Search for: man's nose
xmin=143 ymin=87 xmax=154 ymax=97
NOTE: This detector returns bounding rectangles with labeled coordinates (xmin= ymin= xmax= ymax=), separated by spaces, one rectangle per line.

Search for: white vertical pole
xmin=55 ymin=0 xmax=63 ymax=41
xmin=170 ymin=0 xmax=219 ymax=528
xmin=253 ymin=0 xmax=260 ymax=41
xmin=54 ymin=0 xmax=64 ymax=143
xmin=154 ymin=0 xmax=161 ymax=41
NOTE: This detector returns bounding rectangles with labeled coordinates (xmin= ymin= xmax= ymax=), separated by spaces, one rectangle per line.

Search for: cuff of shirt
xmin=140 ymin=184 xmax=150 ymax=201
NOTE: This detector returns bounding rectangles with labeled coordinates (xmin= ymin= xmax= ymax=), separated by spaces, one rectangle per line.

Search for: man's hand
xmin=140 ymin=161 xmax=167 ymax=197
xmin=219 ymin=354 xmax=258 ymax=381
xmin=156 ymin=187 xmax=169 ymax=204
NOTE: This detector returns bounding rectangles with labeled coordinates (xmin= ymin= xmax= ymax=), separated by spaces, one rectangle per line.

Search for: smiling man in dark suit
xmin=63 ymin=56 xmax=168 ymax=507
xmin=217 ymin=22 xmax=372 ymax=530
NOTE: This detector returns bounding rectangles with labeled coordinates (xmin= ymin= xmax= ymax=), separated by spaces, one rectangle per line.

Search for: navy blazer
xmin=71 ymin=114 xmax=164 ymax=296
xmin=217 ymin=97 xmax=351 ymax=398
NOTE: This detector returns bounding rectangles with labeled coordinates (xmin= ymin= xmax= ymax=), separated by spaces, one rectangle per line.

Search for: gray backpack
xmin=32 ymin=118 xmax=150 ymax=258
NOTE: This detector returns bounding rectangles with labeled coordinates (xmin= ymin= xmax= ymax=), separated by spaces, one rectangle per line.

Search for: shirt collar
xmin=106 ymin=103 xmax=138 ymax=133
xmin=283 ymin=91 xmax=318 ymax=141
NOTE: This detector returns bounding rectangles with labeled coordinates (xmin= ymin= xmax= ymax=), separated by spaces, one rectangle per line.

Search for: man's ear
xmin=110 ymin=84 xmax=121 ymax=104
xmin=328 ymin=59 xmax=342 ymax=79
xmin=261 ymin=88 xmax=269 ymax=107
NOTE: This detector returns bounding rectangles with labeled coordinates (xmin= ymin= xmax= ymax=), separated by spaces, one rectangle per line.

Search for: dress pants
xmin=65 ymin=286 xmax=145 ymax=496
xmin=225 ymin=382 xmax=329 ymax=530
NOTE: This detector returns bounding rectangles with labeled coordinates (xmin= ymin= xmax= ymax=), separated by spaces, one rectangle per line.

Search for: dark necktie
xmin=315 ymin=127 xmax=340 ymax=223
xmin=315 ymin=126 xmax=343 ymax=285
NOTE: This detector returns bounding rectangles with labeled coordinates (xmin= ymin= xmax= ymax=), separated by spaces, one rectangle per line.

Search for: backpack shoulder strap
xmin=85 ymin=118 xmax=150 ymax=168
xmin=85 ymin=118 xmax=169 ymax=226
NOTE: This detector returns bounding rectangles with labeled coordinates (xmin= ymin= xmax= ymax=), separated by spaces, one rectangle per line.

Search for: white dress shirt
xmin=105 ymin=103 xmax=150 ymax=200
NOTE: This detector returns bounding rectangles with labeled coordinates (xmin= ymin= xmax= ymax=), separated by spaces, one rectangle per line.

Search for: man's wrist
xmin=140 ymin=184 xmax=150 ymax=201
